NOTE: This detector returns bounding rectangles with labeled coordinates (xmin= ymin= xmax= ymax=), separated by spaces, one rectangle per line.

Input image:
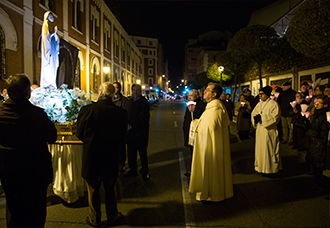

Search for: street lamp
xmin=136 ymin=79 xmax=141 ymax=84
xmin=218 ymin=66 xmax=224 ymax=85
xmin=103 ymin=66 xmax=110 ymax=82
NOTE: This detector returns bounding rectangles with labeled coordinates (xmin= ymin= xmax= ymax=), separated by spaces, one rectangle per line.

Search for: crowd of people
xmin=0 ymin=75 xmax=150 ymax=227
xmin=184 ymin=81 xmax=330 ymax=198
xmin=0 ymin=74 xmax=329 ymax=226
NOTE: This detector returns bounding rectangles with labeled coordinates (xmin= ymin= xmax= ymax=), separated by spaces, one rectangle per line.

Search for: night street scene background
xmin=0 ymin=0 xmax=329 ymax=227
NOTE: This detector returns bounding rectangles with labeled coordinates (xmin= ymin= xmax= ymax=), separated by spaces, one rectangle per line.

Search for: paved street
xmin=0 ymin=100 xmax=329 ymax=228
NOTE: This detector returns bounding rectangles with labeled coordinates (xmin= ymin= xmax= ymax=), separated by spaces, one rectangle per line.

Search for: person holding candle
xmin=291 ymin=92 xmax=309 ymax=151
xmin=305 ymin=95 xmax=329 ymax=193
xmin=279 ymin=81 xmax=296 ymax=145
xmin=183 ymin=89 xmax=206 ymax=177
xmin=235 ymin=94 xmax=251 ymax=140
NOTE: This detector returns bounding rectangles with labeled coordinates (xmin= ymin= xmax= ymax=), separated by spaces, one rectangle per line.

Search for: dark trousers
xmin=293 ymin=125 xmax=306 ymax=149
xmin=119 ymin=142 xmax=127 ymax=167
xmin=86 ymin=179 xmax=118 ymax=226
xmin=127 ymin=145 xmax=149 ymax=174
xmin=2 ymin=181 xmax=48 ymax=228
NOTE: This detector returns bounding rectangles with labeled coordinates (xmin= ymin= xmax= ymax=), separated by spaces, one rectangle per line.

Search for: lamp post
xmin=218 ymin=66 xmax=224 ymax=85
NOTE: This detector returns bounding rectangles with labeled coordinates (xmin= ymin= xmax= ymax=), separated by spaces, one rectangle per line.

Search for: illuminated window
xmin=93 ymin=64 xmax=97 ymax=90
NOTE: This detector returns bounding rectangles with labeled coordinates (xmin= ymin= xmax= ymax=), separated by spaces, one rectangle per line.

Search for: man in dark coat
xmin=76 ymin=82 xmax=128 ymax=227
xmin=279 ymin=81 xmax=296 ymax=145
xmin=220 ymin=93 xmax=234 ymax=121
xmin=124 ymin=84 xmax=150 ymax=180
xmin=0 ymin=74 xmax=57 ymax=227
xmin=183 ymin=89 xmax=206 ymax=176
xmin=113 ymin=82 xmax=128 ymax=172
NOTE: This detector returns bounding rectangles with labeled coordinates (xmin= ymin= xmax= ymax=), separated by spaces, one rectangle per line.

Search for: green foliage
xmin=286 ymin=0 xmax=330 ymax=59
xmin=231 ymin=25 xmax=279 ymax=87
xmin=216 ymin=52 xmax=251 ymax=84
xmin=231 ymin=25 xmax=280 ymax=64
xmin=206 ymin=63 xmax=232 ymax=82
xmin=194 ymin=72 xmax=213 ymax=88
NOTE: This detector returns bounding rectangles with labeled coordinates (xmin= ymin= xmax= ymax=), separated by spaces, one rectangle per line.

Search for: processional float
xmin=31 ymin=11 xmax=87 ymax=203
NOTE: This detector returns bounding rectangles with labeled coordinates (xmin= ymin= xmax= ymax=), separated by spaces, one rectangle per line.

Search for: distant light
xmin=150 ymin=87 xmax=152 ymax=89
xmin=218 ymin=66 xmax=224 ymax=72
xmin=142 ymin=85 xmax=145 ymax=89
xmin=162 ymin=75 xmax=165 ymax=77
xmin=136 ymin=79 xmax=141 ymax=84
xmin=103 ymin=66 xmax=110 ymax=74
xmin=155 ymin=88 xmax=159 ymax=92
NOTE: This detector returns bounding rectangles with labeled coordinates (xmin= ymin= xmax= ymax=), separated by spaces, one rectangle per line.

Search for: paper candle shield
xmin=301 ymin=104 xmax=308 ymax=113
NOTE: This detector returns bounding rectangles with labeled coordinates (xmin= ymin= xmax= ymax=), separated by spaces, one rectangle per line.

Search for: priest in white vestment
xmin=189 ymin=82 xmax=233 ymax=202
xmin=251 ymin=85 xmax=282 ymax=176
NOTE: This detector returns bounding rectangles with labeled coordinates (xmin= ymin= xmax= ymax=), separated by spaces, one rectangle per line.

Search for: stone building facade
xmin=0 ymin=0 xmax=143 ymax=96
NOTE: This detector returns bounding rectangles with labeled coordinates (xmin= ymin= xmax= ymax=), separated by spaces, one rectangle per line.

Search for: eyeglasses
xmin=204 ymin=88 xmax=214 ymax=93
xmin=315 ymin=101 xmax=324 ymax=105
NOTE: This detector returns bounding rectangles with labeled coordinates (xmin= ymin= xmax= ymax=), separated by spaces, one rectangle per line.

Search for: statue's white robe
xmin=189 ymin=99 xmax=233 ymax=202
xmin=251 ymin=98 xmax=282 ymax=174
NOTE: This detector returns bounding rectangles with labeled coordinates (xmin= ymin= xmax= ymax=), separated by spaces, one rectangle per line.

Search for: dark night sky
xmin=110 ymin=0 xmax=278 ymax=86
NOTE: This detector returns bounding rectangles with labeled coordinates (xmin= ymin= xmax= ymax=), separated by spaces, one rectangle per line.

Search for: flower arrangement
xmin=30 ymin=84 xmax=91 ymax=125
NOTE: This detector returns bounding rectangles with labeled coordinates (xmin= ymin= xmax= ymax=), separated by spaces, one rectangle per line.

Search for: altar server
xmin=251 ymin=85 xmax=282 ymax=177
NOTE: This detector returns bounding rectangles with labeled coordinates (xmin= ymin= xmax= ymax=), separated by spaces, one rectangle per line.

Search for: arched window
xmin=0 ymin=26 xmax=6 ymax=80
xmin=93 ymin=64 xmax=97 ymax=91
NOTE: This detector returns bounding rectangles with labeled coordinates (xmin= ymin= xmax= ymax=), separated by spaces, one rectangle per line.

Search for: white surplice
xmin=189 ymin=99 xmax=233 ymax=202
xmin=251 ymin=98 xmax=282 ymax=174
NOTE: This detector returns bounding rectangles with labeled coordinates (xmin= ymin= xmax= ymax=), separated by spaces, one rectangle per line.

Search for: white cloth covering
xmin=48 ymin=135 xmax=85 ymax=203
xmin=189 ymin=99 xmax=233 ymax=202
xmin=251 ymin=98 xmax=282 ymax=174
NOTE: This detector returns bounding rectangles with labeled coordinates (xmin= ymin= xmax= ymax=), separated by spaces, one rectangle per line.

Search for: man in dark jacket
xmin=113 ymin=82 xmax=128 ymax=172
xmin=220 ymin=93 xmax=234 ymax=121
xmin=0 ymin=74 xmax=57 ymax=227
xmin=76 ymin=82 xmax=128 ymax=227
xmin=279 ymin=81 xmax=296 ymax=144
xmin=183 ymin=89 xmax=206 ymax=176
xmin=124 ymin=84 xmax=150 ymax=180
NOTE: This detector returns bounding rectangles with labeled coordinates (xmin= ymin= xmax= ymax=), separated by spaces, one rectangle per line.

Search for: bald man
xmin=76 ymin=82 xmax=128 ymax=226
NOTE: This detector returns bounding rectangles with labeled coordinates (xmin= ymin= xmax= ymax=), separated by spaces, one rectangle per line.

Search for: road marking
xmin=174 ymin=121 xmax=178 ymax=128
xmin=178 ymin=151 xmax=195 ymax=227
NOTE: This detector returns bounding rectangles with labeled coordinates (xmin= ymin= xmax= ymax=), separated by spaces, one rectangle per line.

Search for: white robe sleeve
xmin=260 ymin=100 xmax=280 ymax=128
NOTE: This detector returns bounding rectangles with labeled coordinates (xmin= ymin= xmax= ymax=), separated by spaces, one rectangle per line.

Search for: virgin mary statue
xmin=40 ymin=11 xmax=59 ymax=88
